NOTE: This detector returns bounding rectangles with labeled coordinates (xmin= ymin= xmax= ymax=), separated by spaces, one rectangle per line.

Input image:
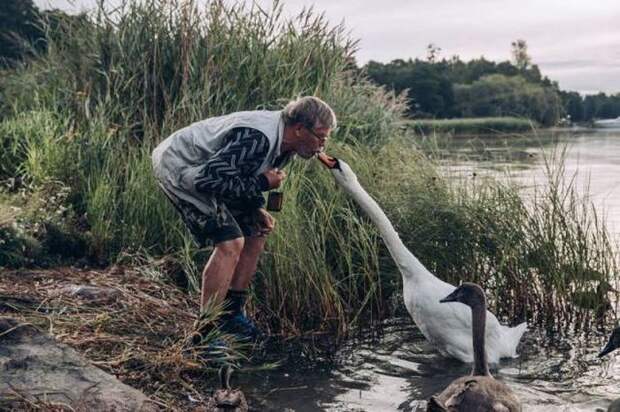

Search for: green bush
xmin=0 ymin=225 xmax=39 ymax=267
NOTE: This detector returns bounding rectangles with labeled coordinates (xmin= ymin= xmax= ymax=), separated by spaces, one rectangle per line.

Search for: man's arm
xmin=194 ymin=127 xmax=270 ymax=206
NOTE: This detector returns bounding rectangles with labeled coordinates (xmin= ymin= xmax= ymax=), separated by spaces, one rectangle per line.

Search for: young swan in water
xmin=317 ymin=153 xmax=527 ymax=364
xmin=427 ymin=283 xmax=521 ymax=412
xmin=599 ymin=327 xmax=620 ymax=412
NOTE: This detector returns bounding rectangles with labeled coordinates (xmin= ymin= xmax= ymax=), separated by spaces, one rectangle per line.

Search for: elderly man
xmin=152 ymin=96 xmax=336 ymax=341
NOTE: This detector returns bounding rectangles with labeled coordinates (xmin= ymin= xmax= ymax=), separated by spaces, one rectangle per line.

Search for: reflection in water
xmin=241 ymin=320 xmax=619 ymax=411
xmin=240 ymin=129 xmax=620 ymax=411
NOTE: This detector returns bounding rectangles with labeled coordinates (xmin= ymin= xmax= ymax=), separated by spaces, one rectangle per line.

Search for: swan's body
xmin=427 ymin=283 xmax=521 ymax=411
xmin=325 ymin=157 xmax=527 ymax=363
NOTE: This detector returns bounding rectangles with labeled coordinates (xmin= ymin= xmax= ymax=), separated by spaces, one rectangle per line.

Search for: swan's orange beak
xmin=317 ymin=152 xmax=338 ymax=169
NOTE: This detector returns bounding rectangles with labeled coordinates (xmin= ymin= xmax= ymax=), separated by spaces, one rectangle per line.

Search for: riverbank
xmin=402 ymin=117 xmax=620 ymax=137
xmin=0 ymin=265 xmax=225 ymax=410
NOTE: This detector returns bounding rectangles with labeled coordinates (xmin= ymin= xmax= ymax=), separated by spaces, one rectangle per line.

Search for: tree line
xmin=1 ymin=0 xmax=48 ymax=67
xmin=363 ymin=42 xmax=620 ymax=126
xmin=2 ymin=2 xmax=620 ymax=126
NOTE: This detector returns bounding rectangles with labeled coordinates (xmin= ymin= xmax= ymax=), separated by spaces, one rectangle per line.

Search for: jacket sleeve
xmin=194 ymin=127 xmax=270 ymax=208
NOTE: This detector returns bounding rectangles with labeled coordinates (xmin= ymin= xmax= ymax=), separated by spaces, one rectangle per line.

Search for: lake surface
xmin=242 ymin=128 xmax=620 ymax=411
xmin=242 ymin=321 xmax=617 ymax=411
xmin=436 ymin=127 xmax=620 ymax=239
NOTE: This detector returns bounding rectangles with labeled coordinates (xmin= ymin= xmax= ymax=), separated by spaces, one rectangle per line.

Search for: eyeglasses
xmin=304 ymin=126 xmax=329 ymax=142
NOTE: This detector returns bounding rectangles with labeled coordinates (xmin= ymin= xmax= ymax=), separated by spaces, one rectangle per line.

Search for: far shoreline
xmin=401 ymin=117 xmax=617 ymax=136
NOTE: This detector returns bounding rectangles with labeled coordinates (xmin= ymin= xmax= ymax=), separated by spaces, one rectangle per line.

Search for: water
xmin=241 ymin=321 xmax=618 ymax=411
xmin=436 ymin=127 xmax=620 ymax=239
xmin=242 ymin=128 xmax=620 ymax=411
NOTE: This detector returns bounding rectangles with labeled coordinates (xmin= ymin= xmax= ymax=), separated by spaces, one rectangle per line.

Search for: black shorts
xmin=162 ymin=190 xmax=262 ymax=246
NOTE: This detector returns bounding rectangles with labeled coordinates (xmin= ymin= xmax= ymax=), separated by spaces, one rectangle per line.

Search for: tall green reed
xmin=0 ymin=0 xmax=402 ymax=337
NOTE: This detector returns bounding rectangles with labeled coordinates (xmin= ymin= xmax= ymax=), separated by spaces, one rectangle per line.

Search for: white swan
xmin=317 ymin=153 xmax=527 ymax=363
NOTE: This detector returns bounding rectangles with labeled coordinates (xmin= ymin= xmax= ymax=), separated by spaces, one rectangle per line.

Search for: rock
xmin=0 ymin=318 xmax=159 ymax=411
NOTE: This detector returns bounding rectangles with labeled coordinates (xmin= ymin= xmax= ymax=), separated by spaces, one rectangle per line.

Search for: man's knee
xmin=244 ymin=236 xmax=267 ymax=254
xmin=215 ymin=237 xmax=245 ymax=258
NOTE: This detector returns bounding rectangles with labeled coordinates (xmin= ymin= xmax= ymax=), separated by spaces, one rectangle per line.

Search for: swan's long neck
xmin=471 ymin=302 xmax=490 ymax=376
xmin=339 ymin=178 xmax=425 ymax=279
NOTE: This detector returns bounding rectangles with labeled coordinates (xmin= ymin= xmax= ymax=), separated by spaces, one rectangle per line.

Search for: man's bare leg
xmin=200 ymin=237 xmax=245 ymax=312
xmin=217 ymin=235 xmax=267 ymax=340
xmin=230 ymin=235 xmax=267 ymax=290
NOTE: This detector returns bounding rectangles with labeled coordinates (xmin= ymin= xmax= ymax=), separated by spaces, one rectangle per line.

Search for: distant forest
xmin=2 ymin=1 xmax=620 ymax=126
xmin=363 ymin=43 xmax=620 ymax=125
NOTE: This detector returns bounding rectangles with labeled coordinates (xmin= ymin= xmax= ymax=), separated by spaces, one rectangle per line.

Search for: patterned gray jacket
xmin=152 ymin=110 xmax=293 ymax=212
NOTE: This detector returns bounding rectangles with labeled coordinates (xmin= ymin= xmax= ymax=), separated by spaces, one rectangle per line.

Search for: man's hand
xmin=255 ymin=208 xmax=275 ymax=236
xmin=262 ymin=168 xmax=287 ymax=189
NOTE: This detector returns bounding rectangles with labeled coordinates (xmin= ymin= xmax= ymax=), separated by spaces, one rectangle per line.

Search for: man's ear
xmin=294 ymin=123 xmax=303 ymax=137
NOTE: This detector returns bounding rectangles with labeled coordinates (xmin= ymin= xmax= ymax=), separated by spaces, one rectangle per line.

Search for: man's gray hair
xmin=282 ymin=96 xmax=337 ymax=130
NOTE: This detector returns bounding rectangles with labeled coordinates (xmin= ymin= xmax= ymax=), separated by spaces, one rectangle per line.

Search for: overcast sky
xmin=34 ymin=0 xmax=620 ymax=94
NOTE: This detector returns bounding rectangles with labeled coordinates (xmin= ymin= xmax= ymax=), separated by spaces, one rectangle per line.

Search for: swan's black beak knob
xmin=440 ymin=290 xmax=459 ymax=303
xmin=599 ymin=340 xmax=616 ymax=358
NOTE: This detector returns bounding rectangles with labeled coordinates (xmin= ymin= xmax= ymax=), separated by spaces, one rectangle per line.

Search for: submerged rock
xmin=0 ymin=317 xmax=158 ymax=411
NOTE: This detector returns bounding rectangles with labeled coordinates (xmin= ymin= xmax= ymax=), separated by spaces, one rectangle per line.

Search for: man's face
xmin=295 ymin=124 xmax=331 ymax=159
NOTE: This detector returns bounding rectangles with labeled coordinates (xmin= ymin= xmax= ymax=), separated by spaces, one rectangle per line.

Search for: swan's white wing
xmin=406 ymin=277 xmax=475 ymax=362
xmin=406 ymin=275 xmax=517 ymax=363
